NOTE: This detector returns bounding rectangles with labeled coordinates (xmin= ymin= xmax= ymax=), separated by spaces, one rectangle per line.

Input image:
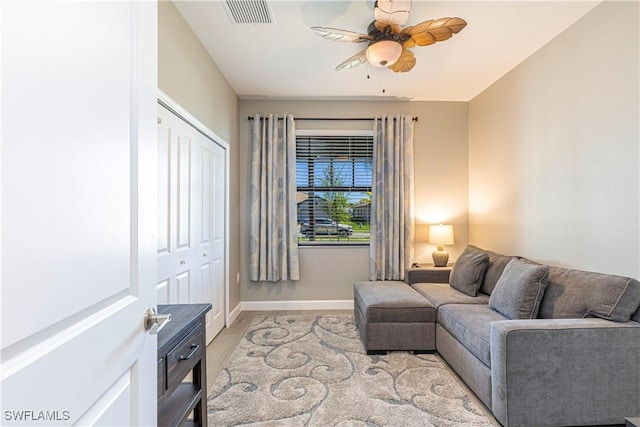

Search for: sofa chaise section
xmin=354 ymin=280 xmax=437 ymax=354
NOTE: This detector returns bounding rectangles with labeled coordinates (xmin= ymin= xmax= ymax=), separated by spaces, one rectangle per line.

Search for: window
xmin=296 ymin=131 xmax=373 ymax=245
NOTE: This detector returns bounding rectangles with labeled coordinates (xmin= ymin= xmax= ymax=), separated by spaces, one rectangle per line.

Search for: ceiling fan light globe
xmin=366 ymin=40 xmax=402 ymax=67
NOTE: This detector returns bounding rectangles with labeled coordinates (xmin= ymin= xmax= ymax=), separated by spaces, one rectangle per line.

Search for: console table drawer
xmin=166 ymin=324 xmax=203 ymax=393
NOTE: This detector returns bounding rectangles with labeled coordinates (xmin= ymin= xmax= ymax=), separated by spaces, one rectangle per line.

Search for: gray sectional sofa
xmin=354 ymin=245 xmax=640 ymax=427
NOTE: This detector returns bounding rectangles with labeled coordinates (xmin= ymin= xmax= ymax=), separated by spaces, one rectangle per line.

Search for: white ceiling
xmin=173 ymin=0 xmax=601 ymax=101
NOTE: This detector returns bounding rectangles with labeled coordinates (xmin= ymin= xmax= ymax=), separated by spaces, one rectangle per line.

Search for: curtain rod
xmin=247 ymin=116 xmax=418 ymax=122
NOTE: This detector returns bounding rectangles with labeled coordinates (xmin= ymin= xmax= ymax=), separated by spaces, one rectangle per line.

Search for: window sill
xmin=299 ymin=242 xmax=369 ymax=248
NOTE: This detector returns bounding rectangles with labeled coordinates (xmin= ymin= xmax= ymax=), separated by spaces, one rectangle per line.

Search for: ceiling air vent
xmin=223 ymin=0 xmax=275 ymax=25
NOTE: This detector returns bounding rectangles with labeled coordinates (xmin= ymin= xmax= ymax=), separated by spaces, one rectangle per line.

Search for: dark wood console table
xmin=158 ymin=304 xmax=211 ymax=427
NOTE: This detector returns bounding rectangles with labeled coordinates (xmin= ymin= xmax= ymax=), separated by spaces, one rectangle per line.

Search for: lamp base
xmin=432 ymin=250 xmax=449 ymax=267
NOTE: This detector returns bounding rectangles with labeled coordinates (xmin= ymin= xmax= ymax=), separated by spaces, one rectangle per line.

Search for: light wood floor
xmin=204 ymin=310 xmax=499 ymax=426
xmin=205 ymin=310 xmax=353 ymax=390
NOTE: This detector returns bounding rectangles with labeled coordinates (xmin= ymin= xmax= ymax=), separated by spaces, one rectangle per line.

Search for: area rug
xmin=207 ymin=314 xmax=493 ymax=426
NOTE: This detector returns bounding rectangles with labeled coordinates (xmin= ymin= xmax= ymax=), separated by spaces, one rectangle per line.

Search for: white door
xmin=157 ymin=103 xmax=227 ymax=343
xmin=157 ymin=106 xmax=197 ymax=305
xmin=194 ymin=138 xmax=226 ymax=343
xmin=209 ymin=142 xmax=227 ymax=341
xmin=1 ymin=2 xmax=157 ymax=426
xmin=157 ymin=106 xmax=175 ymax=305
xmin=157 ymin=108 xmax=196 ymax=306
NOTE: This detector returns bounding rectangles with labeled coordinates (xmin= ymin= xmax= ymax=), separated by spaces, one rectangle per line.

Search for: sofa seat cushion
xmin=438 ymin=304 xmax=507 ymax=367
xmin=354 ymin=281 xmax=436 ymax=323
xmin=538 ymin=268 xmax=640 ymax=322
xmin=411 ymin=282 xmax=489 ymax=309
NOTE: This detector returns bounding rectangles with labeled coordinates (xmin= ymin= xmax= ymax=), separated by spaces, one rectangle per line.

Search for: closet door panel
xmin=194 ymin=137 xmax=216 ymax=342
xmin=157 ymin=102 xmax=227 ymax=343
xmin=209 ymin=143 xmax=226 ymax=341
xmin=157 ymin=106 xmax=174 ymax=302
xmin=176 ymin=271 xmax=191 ymax=304
xmin=171 ymin=120 xmax=196 ymax=304
xmin=175 ymin=124 xmax=194 ymax=271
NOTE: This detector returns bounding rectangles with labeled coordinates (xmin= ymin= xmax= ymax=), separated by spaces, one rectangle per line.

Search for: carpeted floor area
xmin=207 ymin=313 xmax=492 ymax=426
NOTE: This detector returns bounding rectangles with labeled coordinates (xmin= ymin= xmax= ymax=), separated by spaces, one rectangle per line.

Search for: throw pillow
xmin=449 ymin=247 xmax=489 ymax=296
xmin=489 ymin=258 xmax=550 ymax=319
xmin=467 ymin=245 xmax=516 ymax=295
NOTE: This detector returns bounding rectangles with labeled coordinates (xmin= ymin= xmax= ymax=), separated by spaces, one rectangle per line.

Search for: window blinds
xmin=295 ymin=135 xmax=373 ymax=191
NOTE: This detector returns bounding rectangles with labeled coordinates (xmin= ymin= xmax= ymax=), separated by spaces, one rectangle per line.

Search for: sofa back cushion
xmin=449 ymin=247 xmax=489 ymax=296
xmin=489 ymin=258 xmax=549 ymax=319
xmin=538 ymin=267 xmax=640 ymax=322
xmin=468 ymin=245 xmax=516 ymax=295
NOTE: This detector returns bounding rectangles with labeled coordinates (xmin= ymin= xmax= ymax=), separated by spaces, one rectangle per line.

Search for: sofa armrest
xmin=405 ymin=267 xmax=451 ymax=285
xmin=490 ymin=319 xmax=640 ymax=427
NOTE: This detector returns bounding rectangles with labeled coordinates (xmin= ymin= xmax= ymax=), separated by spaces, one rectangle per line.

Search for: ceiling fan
xmin=310 ymin=0 xmax=467 ymax=73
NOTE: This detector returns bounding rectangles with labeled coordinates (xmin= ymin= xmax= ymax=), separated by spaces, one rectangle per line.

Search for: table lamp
xmin=428 ymin=224 xmax=454 ymax=267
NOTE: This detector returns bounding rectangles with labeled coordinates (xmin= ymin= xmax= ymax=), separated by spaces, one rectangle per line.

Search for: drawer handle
xmin=179 ymin=344 xmax=199 ymax=361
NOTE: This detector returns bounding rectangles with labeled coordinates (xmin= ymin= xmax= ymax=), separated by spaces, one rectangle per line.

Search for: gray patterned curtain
xmin=249 ymin=114 xmax=300 ymax=282
xmin=369 ymin=115 xmax=415 ymax=280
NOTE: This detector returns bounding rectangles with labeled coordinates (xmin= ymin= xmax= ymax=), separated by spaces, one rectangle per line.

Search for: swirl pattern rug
xmin=207 ymin=314 xmax=492 ymax=426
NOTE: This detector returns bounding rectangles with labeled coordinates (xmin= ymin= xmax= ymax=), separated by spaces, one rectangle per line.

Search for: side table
xmin=157 ymin=303 xmax=212 ymax=427
xmin=405 ymin=265 xmax=452 ymax=285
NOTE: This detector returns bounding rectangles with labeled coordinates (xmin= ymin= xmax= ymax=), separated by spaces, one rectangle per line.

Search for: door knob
xmin=144 ymin=308 xmax=171 ymax=335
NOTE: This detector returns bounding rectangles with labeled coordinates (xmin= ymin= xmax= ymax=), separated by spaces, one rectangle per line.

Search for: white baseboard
xmin=227 ymin=303 xmax=242 ymax=326
xmin=241 ymin=300 xmax=354 ymax=311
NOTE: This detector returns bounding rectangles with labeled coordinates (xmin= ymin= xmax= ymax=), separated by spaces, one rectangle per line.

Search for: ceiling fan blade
xmin=440 ymin=17 xmax=467 ymax=34
xmin=387 ymin=48 xmax=416 ymax=73
xmin=407 ymin=20 xmax=437 ymax=46
xmin=407 ymin=17 xmax=467 ymax=46
xmin=310 ymin=26 xmax=371 ymax=43
xmin=335 ymin=49 xmax=368 ymax=71
xmin=374 ymin=0 xmax=412 ymax=27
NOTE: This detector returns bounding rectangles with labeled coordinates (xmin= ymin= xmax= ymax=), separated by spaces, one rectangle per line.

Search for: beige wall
xmin=158 ymin=1 xmax=242 ymax=310
xmin=157 ymin=0 xmax=640 ymax=308
xmin=468 ymin=2 xmax=640 ymax=278
xmin=239 ymin=100 xmax=468 ymax=302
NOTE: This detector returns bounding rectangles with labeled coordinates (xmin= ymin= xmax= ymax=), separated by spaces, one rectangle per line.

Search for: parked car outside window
xmin=299 ymin=218 xmax=353 ymax=237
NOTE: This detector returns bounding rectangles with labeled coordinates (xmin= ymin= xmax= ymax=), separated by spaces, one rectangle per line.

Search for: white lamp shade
xmin=366 ymin=40 xmax=403 ymax=67
xmin=428 ymin=224 xmax=454 ymax=245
